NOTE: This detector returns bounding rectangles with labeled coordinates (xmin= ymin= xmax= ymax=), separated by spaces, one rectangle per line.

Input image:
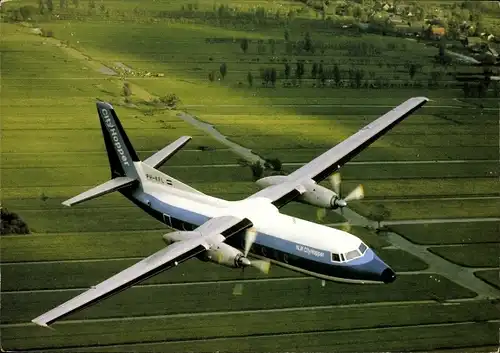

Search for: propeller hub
xmin=236 ymin=255 xmax=251 ymax=267
xmin=333 ymin=198 xmax=347 ymax=208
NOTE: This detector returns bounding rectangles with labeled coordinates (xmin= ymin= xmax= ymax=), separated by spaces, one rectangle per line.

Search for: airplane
xmin=32 ymin=96 xmax=429 ymax=327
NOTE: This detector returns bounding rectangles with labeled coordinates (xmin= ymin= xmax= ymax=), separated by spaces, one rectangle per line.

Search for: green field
xmin=2 ymin=301 xmax=497 ymax=351
xmin=474 ymin=270 xmax=500 ymax=290
xmin=391 ymin=222 xmax=500 ymax=245
xmin=428 ymin=244 xmax=499 ymax=268
xmin=2 ymin=0 xmax=500 ymax=351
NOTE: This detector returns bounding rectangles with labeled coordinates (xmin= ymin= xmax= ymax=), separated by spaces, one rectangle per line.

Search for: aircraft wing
xmin=249 ymin=97 xmax=429 ymax=208
xmin=32 ymin=215 xmax=252 ymax=327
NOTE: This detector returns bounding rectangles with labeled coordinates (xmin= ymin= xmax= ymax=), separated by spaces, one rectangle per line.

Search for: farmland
xmin=1 ymin=0 xmax=499 ymax=351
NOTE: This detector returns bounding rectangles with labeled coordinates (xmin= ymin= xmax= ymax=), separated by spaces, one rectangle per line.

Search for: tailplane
xmin=62 ymin=102 xmax=201 ymax=207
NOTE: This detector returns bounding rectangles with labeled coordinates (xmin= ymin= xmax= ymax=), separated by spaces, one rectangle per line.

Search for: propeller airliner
xmin=32 ymin=96 xmax=428 ymax=327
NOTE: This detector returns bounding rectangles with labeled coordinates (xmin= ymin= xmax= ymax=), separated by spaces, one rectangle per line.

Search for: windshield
xmin=344 ymin=249 xmax=361 ymax=261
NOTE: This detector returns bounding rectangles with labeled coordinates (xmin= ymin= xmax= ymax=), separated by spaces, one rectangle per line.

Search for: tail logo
xmin=101 ymin=108 xmax=131 ymax=166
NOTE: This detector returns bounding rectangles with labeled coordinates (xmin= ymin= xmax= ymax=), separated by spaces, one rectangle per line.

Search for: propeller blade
xmin=344 ymin=184 xmax=364 ymax=202
xmin=338 ymin=222 xmax=352 ymax=232
xmin=316 ymin=208 xmax=327 ymax=221
xmin=330 ymin=173 xmax=341 ymax=195
xmin=251 ymin=260 xmax=271 ymax=274
xmin=244 ymin=227 xmax=257 ymax=257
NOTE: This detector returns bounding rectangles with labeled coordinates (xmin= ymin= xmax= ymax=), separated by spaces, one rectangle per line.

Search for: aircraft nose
xmin=355 ymin=250 xmax=397 ymax=283
xmin=381 ymin=267 xmax=396 ymax=283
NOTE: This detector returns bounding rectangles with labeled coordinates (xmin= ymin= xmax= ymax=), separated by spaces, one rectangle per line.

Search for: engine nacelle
xmin=297 ymin=181 xmax=339 ymax=209
xmin=198 ymin=243 xmax=249 ymax=269
xmin=163 ymin=233 xmax=250 ymax=269
xmin=256 ymin=176 xmax=339 ymax=209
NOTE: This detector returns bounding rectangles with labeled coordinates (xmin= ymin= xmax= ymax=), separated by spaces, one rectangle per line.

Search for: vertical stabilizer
xmin=97 ymin=102 xmax=139 ymax=179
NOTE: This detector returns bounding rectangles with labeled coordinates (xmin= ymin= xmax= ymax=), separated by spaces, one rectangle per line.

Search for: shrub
xmin=0 ymin=208 xmax=30 ymax=235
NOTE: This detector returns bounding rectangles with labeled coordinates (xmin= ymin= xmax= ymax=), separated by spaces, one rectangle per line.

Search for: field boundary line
xmin=0 ymin=300 xmax=441 ymax=328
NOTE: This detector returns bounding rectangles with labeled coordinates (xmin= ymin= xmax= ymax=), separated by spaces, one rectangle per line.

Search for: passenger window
xmin=283 ymin=253 xmax=289 ymax=263
xmin=331 ymin=253 xmax=341 ymax=262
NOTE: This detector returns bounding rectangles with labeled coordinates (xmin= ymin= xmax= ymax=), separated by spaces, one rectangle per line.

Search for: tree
xmin=240 ymin=38 xmax=249 ymax=53
xmin=59 ymin=0 xmax=67 ymax=9
xmin=295 ymin=62 xmax=305 ymax=81
xmin=304 ymin=31 xmax=313 ymax=53
xmin=257 ymin=40 xmax=266 ymax=54
xmin=311 ymin=62 xmax=318 ymax=79
xmin=123 ymin=82 xmax=132 ymax=101
xmin=354 ymin=69 xmax=365 ymax=88
xmin=284 ymin=62 xmax=291 ymax=80
xmin=219 ymin=63 xmax=227 ymax=80
xmin=0 ymin=208 xmax=30 ymax=235
xmin=270 ymin=68 xmax=277 ymax=86
xmin=208 ymin=71 xmax=215 ymax=82
xmin=72 ymin=0 xmax=79 ymax=8
xmin=333 ymin=64 xmax=341 ymax=86
xmin=247 ymin=71 xmax=253 ymax=87
xmin=284 ymin=28 xmax=289 ymax=42
xmin=408 ymin=63 xmax=418 ymax=79
xmin=46 ymin=0 xmax=53 ymax=12
xmin=368 ymin=204 xmax=391 ymax=229
xmin=88 ymin=0 xmax=95 ymax=9
xmin=268 ymin=39 xmax=276 ymax=55
xmin=38 ymin=0 xmax=45 ymax=14
xmin=160 ymin=94 xmax=180 ymax=109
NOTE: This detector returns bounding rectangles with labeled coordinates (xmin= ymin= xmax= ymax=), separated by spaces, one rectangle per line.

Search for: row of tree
xmin=210 ymin=60 xmax=424 ymax=86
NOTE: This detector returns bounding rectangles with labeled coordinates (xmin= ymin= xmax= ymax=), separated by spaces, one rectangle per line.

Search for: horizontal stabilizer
xmin=62 ymin=177 xmax=137 ymax=207
xmin=143 ymin=136 xmax=191 ymax=169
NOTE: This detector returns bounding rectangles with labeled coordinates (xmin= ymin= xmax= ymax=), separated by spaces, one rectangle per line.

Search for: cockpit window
xmin=344 ymin=249 xmax=360 ymax=261
xmin=331 ymin=253 xmax=341 ymax=262
xmin=358 ymin=242 xmax=367 ymax=254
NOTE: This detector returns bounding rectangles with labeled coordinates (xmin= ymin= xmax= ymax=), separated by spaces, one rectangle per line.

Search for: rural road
xmin=176 ymin=112 xmax=264 ymax=163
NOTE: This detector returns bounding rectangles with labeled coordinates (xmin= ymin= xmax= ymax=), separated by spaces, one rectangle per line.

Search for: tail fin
xmin=97 ymin=102 xmax=139 ymax=179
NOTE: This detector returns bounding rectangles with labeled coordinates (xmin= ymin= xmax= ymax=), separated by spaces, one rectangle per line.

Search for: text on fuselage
xmin=296 ymin=244 xmax=325 ymax=258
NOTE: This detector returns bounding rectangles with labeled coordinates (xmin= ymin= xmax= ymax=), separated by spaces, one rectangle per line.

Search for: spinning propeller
xmin=242 ymin=227 xmax=271 ymax=274
xmin=233 ymin=227 xmax=271 ymax=296
xmin=317 ymin=172 xmax=364 ymax=221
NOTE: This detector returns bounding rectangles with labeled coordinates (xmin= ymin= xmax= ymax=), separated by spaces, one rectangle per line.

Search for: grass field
xmin=428 ymin=244 xmax=499 ymax=268
xmin=2 ymin=301 xmax=498 ymax=350
xmin=1 ymin=1 xmax=500 ymax=351
xmin=391 ymin=222 xmax=500 ymax=245
xmin=474 ymin=270 xmax=500 ymax=290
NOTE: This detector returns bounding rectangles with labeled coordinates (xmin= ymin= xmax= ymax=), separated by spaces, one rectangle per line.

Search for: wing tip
xmin=61 ymin=200 xmax=72 ymax=207
xmin=32 ymin=318 xmax=52 ymax=329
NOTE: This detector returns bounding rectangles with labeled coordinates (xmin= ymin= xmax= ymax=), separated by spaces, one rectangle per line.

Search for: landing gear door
xmin=163 ymin=213 xmax=172 ymax=228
